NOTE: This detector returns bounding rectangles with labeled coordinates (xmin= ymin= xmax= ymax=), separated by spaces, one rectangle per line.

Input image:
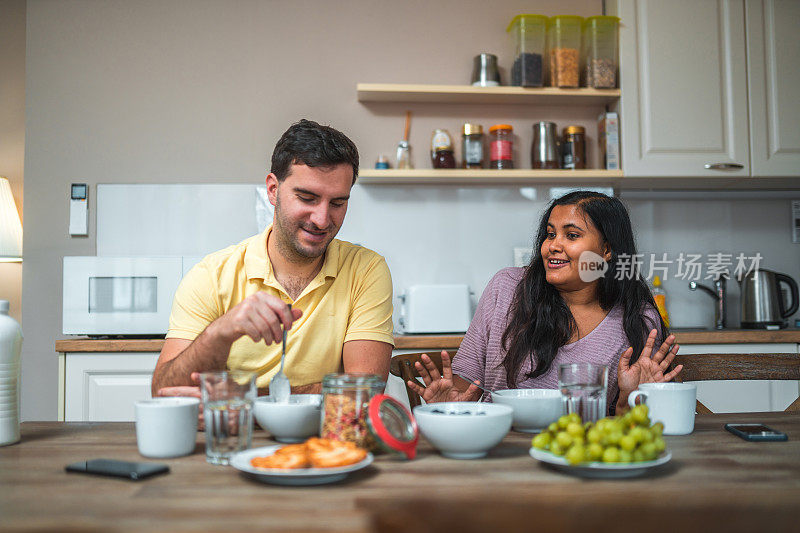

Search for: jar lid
xmin=489 ymin=124 xmax=513 ymax=133
xmin=431 ymin=129 xmax=453 ymax=151
xmin=548 ymin=15 xmax=584 ymax=27
xmin=584 ymin=15 xmax=621 ymax=30
xmin=564 ymin=125 xmax=585 ymax=135
xmin=506 ymin=14 xmax=548 ymax=33
xmin=463 ymin=123 xmax=483 ymax=135
xmin=322 ymin=373 xmax=385 ymax=389
xmin=366 ymin=394 xmax=419 ymax=460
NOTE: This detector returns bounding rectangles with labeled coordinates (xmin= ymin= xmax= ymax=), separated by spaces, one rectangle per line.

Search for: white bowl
xmin=492 ymin=389 xmax=563 ymax=433
xmin=254 ymin=394 xmax=322 ymax=443
xmin=413 ymin=402 xmax=512 ymax=459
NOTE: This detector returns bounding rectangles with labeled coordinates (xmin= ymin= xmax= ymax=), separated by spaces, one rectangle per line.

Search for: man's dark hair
xmin=270 ymin=119 xmax=359 ymax=184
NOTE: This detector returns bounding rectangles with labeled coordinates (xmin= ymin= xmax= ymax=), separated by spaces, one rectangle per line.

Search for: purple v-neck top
xmin=452 ymin=268 xmax=660 ymax=409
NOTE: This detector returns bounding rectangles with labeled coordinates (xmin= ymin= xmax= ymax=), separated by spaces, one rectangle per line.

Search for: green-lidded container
xmin=507 ymin=14 xmax=548 ymax=87
xmin=547 ymin=15 xmax=583 ymax=88
xmin=582 ymin=16 xmax=620 ymax=88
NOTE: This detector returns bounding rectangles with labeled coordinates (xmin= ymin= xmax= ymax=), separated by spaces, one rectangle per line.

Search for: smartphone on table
xmin=65 ymin=459 xmax=170 ymax=480
xmin=724 ymin=423 xmax=788 ymax=442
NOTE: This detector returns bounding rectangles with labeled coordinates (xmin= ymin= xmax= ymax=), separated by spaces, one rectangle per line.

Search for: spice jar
xmin=561 ymin=125 xmax=586 ymax=169
xmin=582 ymin=16 xmax=620 ymax=88
xmin=321 ymin=373 xmax=419 ymax=459
xmin=489 ymin=124 xmax=514 ymax=169
xmin=430 ymin=129 xmax=456 ymax=169
xmin=507 ymin=14 xmax=548 ymax=87
xmin=548 ymin=15 xmax=583 ymax=88
xmin=462 ymin=123 xmax=484 ymax=169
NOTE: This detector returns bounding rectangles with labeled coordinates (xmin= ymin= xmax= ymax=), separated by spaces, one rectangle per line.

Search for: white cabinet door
xmin=617 ymin=0 xmax=750 ymax=177
xmin=65 ymin=352 xmax=159 ymax=422
xmin=746 ymin=0 xmax=800 ymax=176
xmin=680 ymin=343 xmax=799 ymax=413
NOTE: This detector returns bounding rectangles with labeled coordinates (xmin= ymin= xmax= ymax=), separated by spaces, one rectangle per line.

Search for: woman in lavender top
xmin=408 ymin=191 xmax=683 ymax=415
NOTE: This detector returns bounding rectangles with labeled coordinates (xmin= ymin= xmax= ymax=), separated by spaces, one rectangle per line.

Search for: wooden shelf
xmin=358 ymin=169 xmax=623 ymax=185
xmin=357 ymin=83 xmax=620 ymax=106
xmin=357 ymin=170 xmax=800 ymax=190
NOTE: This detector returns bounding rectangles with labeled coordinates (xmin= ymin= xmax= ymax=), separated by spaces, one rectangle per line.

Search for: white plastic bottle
xmin=0 ymin=300 xmax=23 ymax=446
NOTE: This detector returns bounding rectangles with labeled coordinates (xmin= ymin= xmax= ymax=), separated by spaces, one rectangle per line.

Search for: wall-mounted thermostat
xmin=69 ymin=183 xmax=88 ymax=236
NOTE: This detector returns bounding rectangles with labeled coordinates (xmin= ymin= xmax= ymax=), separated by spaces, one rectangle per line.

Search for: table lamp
xmin=0 ymin=177 xmax=22 ymax=262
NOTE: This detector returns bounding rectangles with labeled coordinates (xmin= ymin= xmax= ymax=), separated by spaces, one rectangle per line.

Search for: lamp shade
xmin=0 ymin=177 xmax=23 ymax=262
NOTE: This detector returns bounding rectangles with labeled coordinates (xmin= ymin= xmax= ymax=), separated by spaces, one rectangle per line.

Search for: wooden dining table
xmin=1 ymin=412 xmax=798 ymax=532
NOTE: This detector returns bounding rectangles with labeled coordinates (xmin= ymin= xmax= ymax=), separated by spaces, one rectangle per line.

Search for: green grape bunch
xmin=531 ymin=405 xmax=667 ymax=465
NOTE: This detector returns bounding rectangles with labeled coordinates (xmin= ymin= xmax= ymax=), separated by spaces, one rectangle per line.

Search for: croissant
xmin=250 ymin=438 xmax=367 ymax=470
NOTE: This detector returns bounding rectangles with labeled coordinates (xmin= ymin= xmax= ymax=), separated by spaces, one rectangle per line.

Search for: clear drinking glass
xmin=200 ymin=370 xmax=256 ymax=465
xmin=558 ymin=363 xmax=608 ymax=423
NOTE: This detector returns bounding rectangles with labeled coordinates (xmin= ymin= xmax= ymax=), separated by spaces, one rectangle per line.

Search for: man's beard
xmin=273 ymin=198 xmax=333 ymax=263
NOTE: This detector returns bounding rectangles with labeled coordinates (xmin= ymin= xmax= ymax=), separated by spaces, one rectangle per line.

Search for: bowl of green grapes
xmin=528 ymin=404 xmax=672 ymax=478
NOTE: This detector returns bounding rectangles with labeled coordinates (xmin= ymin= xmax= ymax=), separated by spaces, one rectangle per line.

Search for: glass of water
xmin=558 ymin=363 xmax=608 ymax=423
xmin=199 ymin=370 xmax=256 ymax=465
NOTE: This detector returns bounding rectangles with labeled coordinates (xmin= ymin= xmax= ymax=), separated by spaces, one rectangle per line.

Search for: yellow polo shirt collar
xmin=243 ymin=224 xmax=340 ymax=301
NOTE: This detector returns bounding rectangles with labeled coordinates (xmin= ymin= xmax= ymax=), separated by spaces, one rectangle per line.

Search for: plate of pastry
xmin=230 ymin=438 xmax=374 ymax=486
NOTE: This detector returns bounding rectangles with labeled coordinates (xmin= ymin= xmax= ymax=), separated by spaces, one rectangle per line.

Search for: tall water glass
xmin=558 ymin=363 xmax=608 ymax=423
xmin=200 ymin=370 xmax=256 ymax=465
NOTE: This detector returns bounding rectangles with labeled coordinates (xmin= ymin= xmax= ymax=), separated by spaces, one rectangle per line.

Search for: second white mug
xmin=628 ymin=382 xmax=697 ymax=435
xmin=135 ymin=397 xmax=200 ymax=458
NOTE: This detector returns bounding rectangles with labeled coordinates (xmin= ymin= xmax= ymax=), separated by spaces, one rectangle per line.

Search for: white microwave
xmin=62 ymin=256 xmax=200 ymax=336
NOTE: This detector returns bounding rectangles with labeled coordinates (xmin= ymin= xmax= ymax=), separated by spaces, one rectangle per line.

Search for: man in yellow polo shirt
xmin=151 ymin=119 xmax=394 ymax=403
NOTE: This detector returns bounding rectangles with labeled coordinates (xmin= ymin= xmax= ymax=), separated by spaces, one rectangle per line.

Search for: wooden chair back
xmin=389 ymin=352 xmax=445 ymax=409
xmin=672 ymin=352 xmax=800 ymax=414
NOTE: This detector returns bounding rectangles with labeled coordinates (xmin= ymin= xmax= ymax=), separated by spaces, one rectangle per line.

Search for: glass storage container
xmin=548 ymin=15 xmax=583 ymax=88
xmin=462 ymin=123 xmax=484 ymax=169
xmin=489 ymin=124 xmax=514 ymax=169
xmin=321 ymin=373 xmax=385 ymax=451
xmin=507 ymin=14 xmax=548 ymax=87
xmin=430 ymin=129 xmax=456 ymax=169
xmin=582 ymin=16 xmax=620 ymax=88
xmin=561 ymin=125 xmax=586 ymax=169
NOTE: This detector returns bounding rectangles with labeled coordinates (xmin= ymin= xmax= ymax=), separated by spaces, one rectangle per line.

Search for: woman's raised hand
xmin=617 ymin=329 xmax=683 ymax=396
xmin=406 ymin=351 xmax=483 ymax=404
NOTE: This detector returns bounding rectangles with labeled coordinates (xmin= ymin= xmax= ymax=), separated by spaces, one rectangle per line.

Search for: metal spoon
xmin=453 ymin=373 xmax=490 ymax=399
xmin=270 ymin=304 xmax=291 ymax=404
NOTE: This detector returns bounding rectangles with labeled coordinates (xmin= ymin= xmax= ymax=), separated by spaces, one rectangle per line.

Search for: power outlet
xmin=793 ymin=200 xmax=800 ymax=244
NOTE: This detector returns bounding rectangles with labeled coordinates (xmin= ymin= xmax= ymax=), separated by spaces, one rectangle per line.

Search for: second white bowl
xmin=254 ymin=394 xmax=322 ymax=443
xmin=413 ymin=402 xmax=512 ymax=459
xmin=492 ymin=389 xmax=563 ymax=433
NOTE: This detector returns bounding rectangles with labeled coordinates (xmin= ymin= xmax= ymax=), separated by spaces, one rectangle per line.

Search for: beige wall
xmin=0 ymin=0 xmax=25 ymax=324
xmin=22 ymin=0 xmax=603 ymax=420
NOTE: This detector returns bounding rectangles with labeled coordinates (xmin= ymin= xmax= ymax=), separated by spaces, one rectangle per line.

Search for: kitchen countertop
xmin=3 ymin=413 xmax=799 ymax=531
xmin=55 ymin=329 xmax=800 ymax=353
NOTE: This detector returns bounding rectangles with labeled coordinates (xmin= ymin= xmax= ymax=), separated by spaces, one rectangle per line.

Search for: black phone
xmin=65 ymin=459 xmax=170 ymax=481
xmin=724 ymin=423 xmax=788 ymax=442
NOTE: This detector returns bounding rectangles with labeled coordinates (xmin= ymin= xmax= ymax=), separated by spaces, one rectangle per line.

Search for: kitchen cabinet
xmin=614 ymin=0 xmax=750 ymax=178
xmin=613 ymin=0 xmax=800 ymax=180
xmin=60 ymin=352 xmax=158 ymax=422
xmin=746 ymin=0 xmax=800 ymax=177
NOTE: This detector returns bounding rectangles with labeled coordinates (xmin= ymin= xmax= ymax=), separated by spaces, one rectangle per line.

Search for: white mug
xmin=135 ymin=397 xmax=199 ymax=458
xmin=628 ymin=382 xmax=697 ymax=435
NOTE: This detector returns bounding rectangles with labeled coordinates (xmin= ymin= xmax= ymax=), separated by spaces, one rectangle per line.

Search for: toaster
xmin=399 ymin=284 xmax=472 ymax=334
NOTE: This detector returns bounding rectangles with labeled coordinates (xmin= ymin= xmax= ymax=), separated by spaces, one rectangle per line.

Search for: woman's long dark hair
xmin=500 ymin=190 xmax=668 ymax=387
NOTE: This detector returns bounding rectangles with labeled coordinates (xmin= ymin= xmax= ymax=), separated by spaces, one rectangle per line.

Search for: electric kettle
xmin=739 ymin=269 xmax=798 ymax=329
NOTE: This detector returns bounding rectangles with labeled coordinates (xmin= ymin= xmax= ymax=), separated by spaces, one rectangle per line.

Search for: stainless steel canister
xmin=531 ymin=122 xmax=560 ymax=169
xmin=471 ymin=54 xmax=500 ymax=87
